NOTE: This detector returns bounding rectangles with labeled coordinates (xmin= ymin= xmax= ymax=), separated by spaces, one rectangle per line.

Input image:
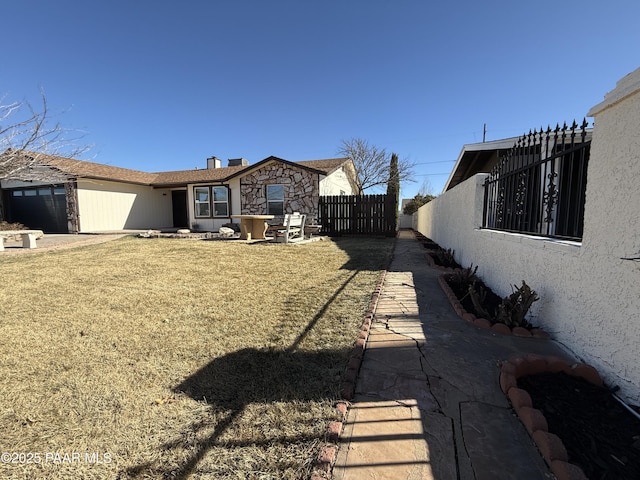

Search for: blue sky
xmin=3 ymin=1 xmax=639 ymax=199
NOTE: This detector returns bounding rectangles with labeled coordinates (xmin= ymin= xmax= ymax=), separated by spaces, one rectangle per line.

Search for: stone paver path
xmin=333 ymin=230 xmax=574 ymax=480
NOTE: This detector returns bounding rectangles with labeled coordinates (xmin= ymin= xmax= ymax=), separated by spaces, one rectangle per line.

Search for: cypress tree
xmin=386 ymin=153 xmax=400 ymax=228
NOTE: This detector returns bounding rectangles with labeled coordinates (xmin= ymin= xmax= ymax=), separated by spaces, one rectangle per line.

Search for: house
xmin=444 ymin=128 xmax=595 ymax=197
xmin=413 ymin=67 xmax=640 ymax=405
xmin=0 ymin=153 xmax=358 ymax=233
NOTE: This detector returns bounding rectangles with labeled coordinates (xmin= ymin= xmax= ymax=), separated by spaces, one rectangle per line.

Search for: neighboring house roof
xmin=443 ymin=137 xmax=518 ymax=192
xmin=298 ymin=157 xmax=360 ymax=192
xmin=296 ymin=157 xmax=352 ymax=174
xmin=2 ymin=150 xmax=355 ymax=188
xmin=443 ymin=127 xmax=594 ymax=192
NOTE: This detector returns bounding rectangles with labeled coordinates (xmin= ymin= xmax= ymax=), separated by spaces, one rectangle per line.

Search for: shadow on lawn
xmin=163 ymin=348 xmax=346 ymax=479
xmin=123 ymin=272 xmax=362 ymax=479
xmin=123 ymin=346 xmax=350 ymax=478
xmin=122 ymin=237 xmax=393 ymax=478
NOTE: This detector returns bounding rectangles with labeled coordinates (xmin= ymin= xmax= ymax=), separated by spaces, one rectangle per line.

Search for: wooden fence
xmin=318 ymin=194 xmax=396 ymax=236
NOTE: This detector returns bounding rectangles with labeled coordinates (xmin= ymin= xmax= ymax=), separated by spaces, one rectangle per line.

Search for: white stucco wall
xmin=398 ymin=214 xmax=413 ymax=229
xmin=414 ymin=68 xmax=640 ymax=404
xmin=77 ymin=179 xmax=172 ymax=232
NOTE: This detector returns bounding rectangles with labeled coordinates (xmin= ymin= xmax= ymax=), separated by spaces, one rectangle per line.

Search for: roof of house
xmin=3 ymin=151 xmax=353 ymax=187
xmin=44 ymin=154 xmax=159 ymax=185
xmin=443 ymin=126 xmax=594 ymax=192
xmin=3 ymin=152 xmax=158 ymax=185
xmin=152 ymin=156 xmax=351 ymax=187
xmin=153 ymin=165 xmax=248 ymax=186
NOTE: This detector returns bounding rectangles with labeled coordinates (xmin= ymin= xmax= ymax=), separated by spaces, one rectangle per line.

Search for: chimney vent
xmin=207 ymin=156 xmax=222 ymax=169
xmin=228 ymin=158 xmax=249 ymax=167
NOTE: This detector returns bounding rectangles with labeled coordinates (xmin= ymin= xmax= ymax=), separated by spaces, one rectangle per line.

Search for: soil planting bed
xmin=519 ymin=372 xmax=640 ymax=480
xmin=444 ymin=275 xmax=502 ymax=319
xmin=439 ymin=274 xmax=548 ymax=337
xmin=425 ymin=250 xmax=462 ymax=270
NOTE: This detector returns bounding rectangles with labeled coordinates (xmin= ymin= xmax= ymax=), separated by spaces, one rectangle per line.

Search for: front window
xmin=212 ymin=186 xmax=229 ymax=217
xmin=266 ymin=184 xmax=284 ymax=215
xmin=194 ymin=186 xmax=230 ymax=218
xmin=194 ymin=187 xmax=210 ymax=217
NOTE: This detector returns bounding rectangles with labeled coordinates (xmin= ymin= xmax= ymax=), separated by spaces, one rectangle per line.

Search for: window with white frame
xmin=194 ymin=186 xmax=230 ymax=218
xmin=266 ymin=184 xmax=284 ymax=215
xmin=194 ymin=187 xmax=210 ymax=217
xmin=212 ymin=186 xmax=229 ymax=217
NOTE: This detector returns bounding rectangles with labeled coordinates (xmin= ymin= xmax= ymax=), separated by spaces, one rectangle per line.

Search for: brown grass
xmin=0 ymin=236 xmax=393 ymax=479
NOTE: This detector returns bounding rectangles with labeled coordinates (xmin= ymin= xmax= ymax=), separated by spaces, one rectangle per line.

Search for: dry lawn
xmin=0 ymin=235 xmax=394 ymax=479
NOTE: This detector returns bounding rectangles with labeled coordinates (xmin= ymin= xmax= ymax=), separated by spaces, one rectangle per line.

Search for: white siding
xmin=319 ymin=168 xmax=355 ymax=195
xmin=77 ymin=179 xmax=172 ymax=232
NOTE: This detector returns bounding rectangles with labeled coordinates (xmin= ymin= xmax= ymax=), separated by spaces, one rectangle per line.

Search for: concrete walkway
xmin=333 ymin=230 xmax=575 ymax=480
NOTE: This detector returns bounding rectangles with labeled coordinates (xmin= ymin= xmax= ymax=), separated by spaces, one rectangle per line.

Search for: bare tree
xmin=418 ymin=178 xmax=434 ymax=197
xmin=337 ymin=137 xmax=415 ymax=194
xmin=0 ymin=90 xmax=90 ymax=179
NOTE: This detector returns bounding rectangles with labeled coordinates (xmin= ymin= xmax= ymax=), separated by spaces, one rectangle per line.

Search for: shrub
xmin=0 ymin=221 xmax=27 ymax=231
xmin=494 ymin=281 xmax=539 ymax=329
xmin=468 ymin=280 xmax=539 ymax=329
xmin=450 ymin=264 xmax=478 ymax=285
xmin=431 ymin=248 xmax=461 ymax=269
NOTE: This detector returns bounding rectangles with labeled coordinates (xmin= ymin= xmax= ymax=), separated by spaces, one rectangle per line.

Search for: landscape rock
xmin=219 ymin=226 xmax=235 ymax=237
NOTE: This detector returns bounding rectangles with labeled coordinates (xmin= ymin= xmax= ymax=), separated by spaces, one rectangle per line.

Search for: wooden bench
xmin=273 ymin=213 xmax=306 ymax=243
xmin=0 ymin=230 xmax=45 ymax=251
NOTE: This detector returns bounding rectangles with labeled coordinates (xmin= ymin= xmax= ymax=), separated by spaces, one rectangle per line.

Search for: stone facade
xmin=240 ymin=162 xmax=319 ymax=221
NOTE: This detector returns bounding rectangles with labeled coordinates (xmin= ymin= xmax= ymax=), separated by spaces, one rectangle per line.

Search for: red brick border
xmin=339 ymin=270 xmax=386 ymax=402
xmin=499 ymin=354 xmax=600 ymax=480
xmin=313 ymin=235 xmax=396 ymax=479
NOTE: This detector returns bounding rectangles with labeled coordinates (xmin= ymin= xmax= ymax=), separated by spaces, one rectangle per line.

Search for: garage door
xmin=5 ymin=185 xmax=68 ymax=233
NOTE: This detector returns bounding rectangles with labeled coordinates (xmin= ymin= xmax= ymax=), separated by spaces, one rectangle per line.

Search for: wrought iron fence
xmin=482 ymin=120 xmax=591 ymax=241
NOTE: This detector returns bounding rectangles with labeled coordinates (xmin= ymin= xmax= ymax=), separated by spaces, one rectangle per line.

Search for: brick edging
xmin=500 ymin=354 xmax=603 ymax=480
xmin=437 ymin=274 xmax=550 ymax=338
xmin=312 ymin=235 xmax=396 ymax=478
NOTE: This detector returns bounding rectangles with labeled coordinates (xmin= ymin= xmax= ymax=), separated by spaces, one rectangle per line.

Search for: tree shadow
xmin=122 ymin=272 xmax=365 ymax=479
xmin=176 ymin=348 xmax=346 ymax=411
xmin=121 ymin=347 xmax=348 ymax=479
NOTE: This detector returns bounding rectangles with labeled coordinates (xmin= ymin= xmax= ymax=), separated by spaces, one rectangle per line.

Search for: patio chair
xmin=274 ymin=213 xmax=306 ymax=243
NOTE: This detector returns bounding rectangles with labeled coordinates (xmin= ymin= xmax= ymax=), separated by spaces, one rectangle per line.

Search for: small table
xmin=230 ymin=215 xmax=275 ymax=240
